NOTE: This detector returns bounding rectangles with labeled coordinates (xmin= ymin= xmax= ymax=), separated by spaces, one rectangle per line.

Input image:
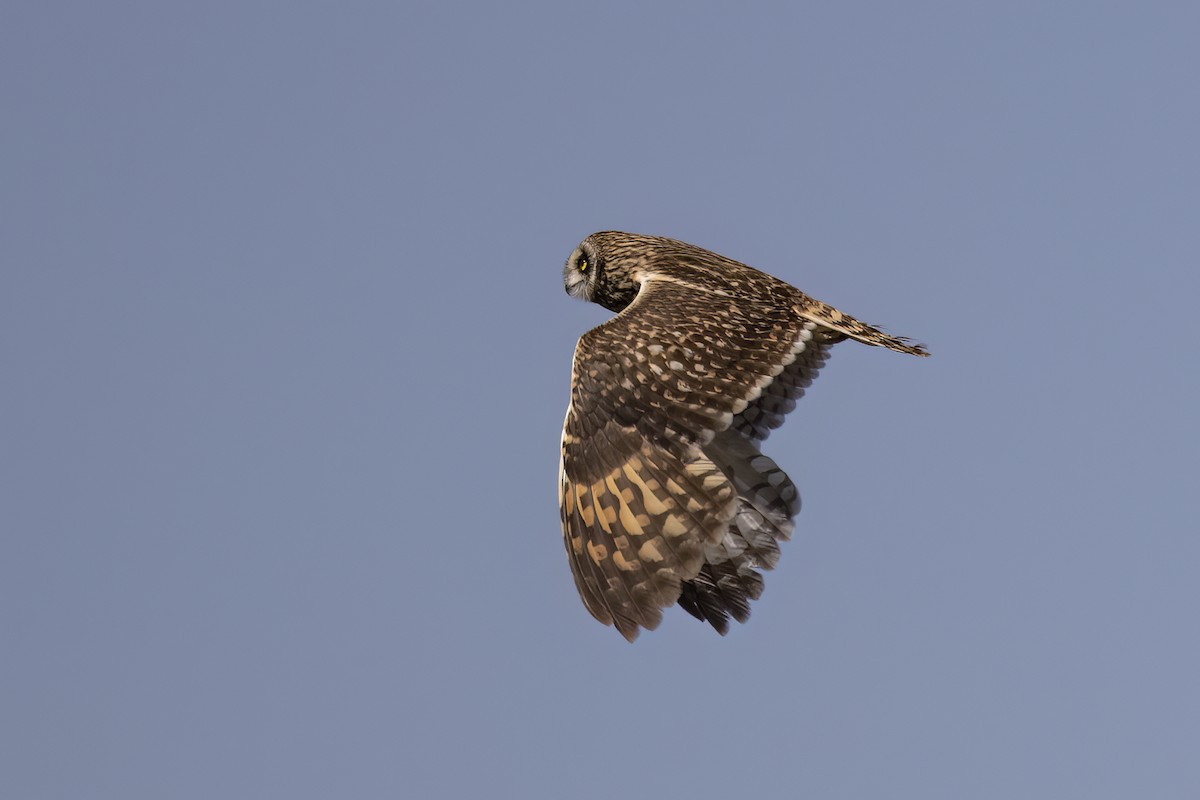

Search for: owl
xmin=559 ymin=231 xmax=928 ymax=642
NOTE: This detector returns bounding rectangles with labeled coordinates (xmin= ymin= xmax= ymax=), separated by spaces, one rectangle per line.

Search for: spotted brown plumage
xmin=559 ymin=231 xmax=928 ymax=641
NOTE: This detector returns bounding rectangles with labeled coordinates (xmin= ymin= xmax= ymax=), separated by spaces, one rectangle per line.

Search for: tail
xmin=795 ymin=299 xmax=929 ymax=357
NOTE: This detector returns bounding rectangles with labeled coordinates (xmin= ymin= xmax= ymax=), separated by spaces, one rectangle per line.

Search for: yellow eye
xmin=579 ymin=258 xmax=589 ymax=273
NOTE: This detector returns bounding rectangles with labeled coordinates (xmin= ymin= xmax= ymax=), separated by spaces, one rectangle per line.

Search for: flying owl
xmin=559 ymin=231 xmax=928 ymax=642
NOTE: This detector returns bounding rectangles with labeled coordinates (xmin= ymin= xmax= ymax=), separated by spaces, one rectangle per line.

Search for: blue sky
xmin=4 ymin=2 xmax=1198 ymax=798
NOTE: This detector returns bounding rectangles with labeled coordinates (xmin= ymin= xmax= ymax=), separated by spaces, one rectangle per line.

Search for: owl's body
xmin=560 ymin=232 xmax=926 ymax=641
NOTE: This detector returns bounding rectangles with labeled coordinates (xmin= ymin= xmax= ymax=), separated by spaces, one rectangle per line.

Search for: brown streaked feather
xmin=559 ymin=231 xmax=928 ymax=640
xmin=729 ymin=322 xmax=839 ymax=442
xmin=560 ymin=278 xmax=814 ymax=639
xmin=794 ymin=298 xmax=930 ymax=357
xmin=559 ymin=438 xmax=738 ymax=641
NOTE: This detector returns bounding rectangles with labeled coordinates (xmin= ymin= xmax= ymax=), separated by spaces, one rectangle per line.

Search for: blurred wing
xmin=558 ymin=277 xmax=815 ymax=640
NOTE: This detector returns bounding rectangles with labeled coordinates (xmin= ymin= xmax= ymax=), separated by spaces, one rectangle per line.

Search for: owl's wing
xmin=728 ymin=330 xmax=839 ymax=442
xmin=559 ymin=277 xmax=819 ymax=640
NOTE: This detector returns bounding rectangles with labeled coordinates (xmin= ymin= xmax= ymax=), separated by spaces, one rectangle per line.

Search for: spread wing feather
xmin=559 ymin=277 xmax=816 ymax=640
xmin=730 ymin=331 xmax=839 ymax=442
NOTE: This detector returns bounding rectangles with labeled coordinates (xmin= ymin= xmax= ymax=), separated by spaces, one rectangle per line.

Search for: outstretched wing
xmin=559 ymin=276 xmax=817 ymax=640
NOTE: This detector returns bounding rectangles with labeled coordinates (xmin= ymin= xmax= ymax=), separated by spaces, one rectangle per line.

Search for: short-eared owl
xmin=559 ymin=231 xmax=928 ymax=642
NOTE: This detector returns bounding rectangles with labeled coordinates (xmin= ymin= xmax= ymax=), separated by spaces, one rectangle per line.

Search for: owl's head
xmin=563 ymin=232 xmax=645 ymax=313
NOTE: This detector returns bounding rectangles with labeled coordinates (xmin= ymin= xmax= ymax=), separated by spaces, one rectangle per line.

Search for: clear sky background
xmin=4 ymin=2 xmax=1198 ymax=798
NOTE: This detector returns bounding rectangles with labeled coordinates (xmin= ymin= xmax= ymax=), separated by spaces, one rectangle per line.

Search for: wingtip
xmin=615 ymin=618 xmax=641 ymax=643
xmin=887 ymin=335 xmax=930 ymax=357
